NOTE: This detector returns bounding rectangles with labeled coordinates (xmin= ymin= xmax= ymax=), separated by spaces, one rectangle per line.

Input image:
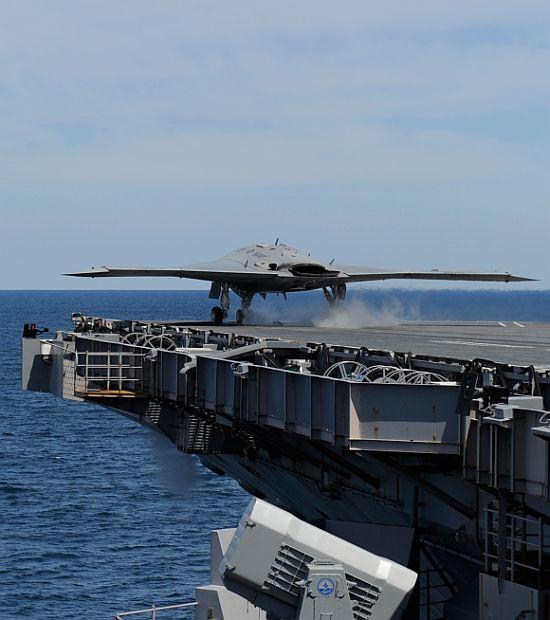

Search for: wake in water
xmin=150 ymin=432 xmax=198 ymax=495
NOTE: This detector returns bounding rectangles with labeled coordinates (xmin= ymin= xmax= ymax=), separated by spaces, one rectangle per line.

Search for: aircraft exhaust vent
xmin=288 ymin=264 xmax=338 ymax=277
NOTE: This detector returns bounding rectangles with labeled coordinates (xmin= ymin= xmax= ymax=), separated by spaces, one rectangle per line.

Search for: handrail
xmin=39 ymin=339 xmax=73 ymax=353
xmin=76 ymin=351 xmax=147 ymax=357
xmin=76 ymin=349 xmax=146 ymax=394
xmin=114 ymin=601 xmax=197 ymax=619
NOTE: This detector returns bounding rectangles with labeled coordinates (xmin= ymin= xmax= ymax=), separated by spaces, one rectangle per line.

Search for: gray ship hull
xmin=21 ymin=317 xmax=550 ymax=618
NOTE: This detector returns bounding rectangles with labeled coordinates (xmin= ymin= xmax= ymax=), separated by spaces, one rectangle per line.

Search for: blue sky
xmin=0 ymin=1 xmax=548 ymax=289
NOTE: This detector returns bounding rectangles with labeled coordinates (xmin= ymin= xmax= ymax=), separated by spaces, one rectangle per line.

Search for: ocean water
xmin=2 ymin=288 xmax=550 ymax=620
xmin=1 ymin=291 xmax=248 ymax=620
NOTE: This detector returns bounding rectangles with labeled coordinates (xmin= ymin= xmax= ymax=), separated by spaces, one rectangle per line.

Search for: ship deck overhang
xmin=20 ymin=316 xmax=550 ymax=618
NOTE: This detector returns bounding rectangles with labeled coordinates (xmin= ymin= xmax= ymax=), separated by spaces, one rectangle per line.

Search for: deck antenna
xmin=274 ymin=237 xmax=279 ymax=246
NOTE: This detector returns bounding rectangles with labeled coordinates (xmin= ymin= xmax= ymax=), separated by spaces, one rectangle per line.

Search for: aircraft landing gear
xmin=236 ymin=292 xmax=255 ymax=325
xmin=211 ymin=283 xmax=231 ymax=325
xmin=211 ymin=306 xmax=223 ymax=325
xmin=211 ymin=286 xmax=255 ymax=325
xmin=322 ymin=283 xmax=347 ymax=306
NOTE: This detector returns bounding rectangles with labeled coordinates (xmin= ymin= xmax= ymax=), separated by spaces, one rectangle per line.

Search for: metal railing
xmin=114 ymin=601 xmax=197 ymax=619
xmin=76 ymin=350 xmax=146 ymax=394
xmin=484 ymin=506 xmax=549 ymax=585
xmin=419 ymin=567 xmax=456 ymax=620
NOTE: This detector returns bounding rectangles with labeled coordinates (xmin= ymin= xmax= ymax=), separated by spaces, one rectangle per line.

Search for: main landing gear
xmin=322 ymin=283 xmax=347 ymax=306
xmin=211 ymin=306 xmax=224 ymax=325
xmin=236 ymin=292 xmax=254 ymax=325
xmin=210 ymin=284 xmax=255 ymax=326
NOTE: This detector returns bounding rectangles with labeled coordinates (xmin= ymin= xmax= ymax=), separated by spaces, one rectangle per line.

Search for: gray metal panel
xmin=21 ymin=337 xmax=82 ymax=401
xmin=478 ymin=404 xmax=549 ymax=497
xmin=479 ymin=573 xmax=549 ymax=619
xmin=334 ymin=381 xmax=351 ymax=447
xmin=311 ymin=376 xmax=336 ymax=443
xmin=258 ymin=367 xmax=286 ymax=430
xmin=244 ymin=367 xmax=259 ymax=424
xmin=476 ymin=415 xmax=492 ymax=486
xmin=160 ymin=351 xmax=178 ymax=401
xmin=512 ymin=410 xmax=548 ymax=497
xmin=220 ymin=360 xmax=236 ymax=415
xmin=285 ymin=373 xmax=312 ymax=437
xmin=349 ymin=383 xmax=461 ymax=453
xmin=176 ymin=355 xmax=190 ymax=404
xmin=195 ymin=585 xmax=268 ymax=620
xmin=462 ymin=414 xmax=478 ymax=482
xmin=210 ymin=529 xmax=236 ymax=586
xmin=22 ymin=338 xmax=51 ymax=393
xmin=197 ymin=356 xmax=219 ymax=411
xmin=158 ymin=350 xmax=190 ymax=402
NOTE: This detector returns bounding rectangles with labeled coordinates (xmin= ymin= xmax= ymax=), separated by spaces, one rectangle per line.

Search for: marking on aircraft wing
xmin=431 ymin=340 xmax=535 ymax=349
xmin=513 ymin=322 xmax=525 ymax=328
xmin=498 ymin=322 xmax=507 ymax=327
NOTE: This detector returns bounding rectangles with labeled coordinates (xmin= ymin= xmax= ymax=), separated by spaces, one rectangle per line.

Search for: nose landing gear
xmin=211 ymin=283 xmax=230 ymax=325
xmin=210 ymin=286 xmax=255 ymax=326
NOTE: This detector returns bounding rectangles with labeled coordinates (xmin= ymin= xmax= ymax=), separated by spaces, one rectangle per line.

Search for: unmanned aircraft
xmin=66 ymin=242 xmax=534 ymax=324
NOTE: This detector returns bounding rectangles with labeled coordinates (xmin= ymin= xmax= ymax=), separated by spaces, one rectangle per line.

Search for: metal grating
xmin=264 ymin=544 xmax=381 ymax=619
xmin=346 ymin=573 xmax=381 ymax=619
xmin=265 ymin=545 xmax=313 ymax=597
xmin=184 ymin=415 xmax=213 ymax=453
xmin=145 ymin=400 xmax=162 ymax=424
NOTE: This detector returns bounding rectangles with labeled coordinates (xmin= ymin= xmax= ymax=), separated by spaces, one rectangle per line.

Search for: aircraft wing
xmin=336 ymin=267 xmax=536 ymax=284
xmin=64 ymin=265 xmax=292 ymax=285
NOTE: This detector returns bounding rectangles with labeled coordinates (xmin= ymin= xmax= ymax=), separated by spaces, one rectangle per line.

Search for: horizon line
xmin=1 ymin=288 xmax=549 ymax=293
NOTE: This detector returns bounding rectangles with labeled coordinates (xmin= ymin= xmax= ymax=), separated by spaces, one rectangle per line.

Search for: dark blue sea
xmin=3 ymin=289 xmax=550 ymax=620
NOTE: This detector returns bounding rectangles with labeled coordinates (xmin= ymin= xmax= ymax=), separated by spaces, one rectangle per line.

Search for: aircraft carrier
xmin=21 ymin=314 xmax=550 ymax=619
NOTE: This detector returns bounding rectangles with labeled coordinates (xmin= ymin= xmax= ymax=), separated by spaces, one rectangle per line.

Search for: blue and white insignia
xmin=317 ymin=577 xmax=335 ymax=596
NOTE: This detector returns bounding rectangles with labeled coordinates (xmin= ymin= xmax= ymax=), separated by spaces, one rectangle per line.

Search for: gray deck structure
xmin=21 ymin=316 xmax=550 ymax=619
xmin=186 ymin=320 xmax=550 ymax=367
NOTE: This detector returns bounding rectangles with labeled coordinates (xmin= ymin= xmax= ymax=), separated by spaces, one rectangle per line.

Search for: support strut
xmin=236 ymin=292 xmax=255 ymax=325
xmin=322 ymin=283 xmax=347 ymax=306
xmin=220 ymin=283 xmax=230 ymax=318
xmin=211 ymin=282 xmax=230 ymax=325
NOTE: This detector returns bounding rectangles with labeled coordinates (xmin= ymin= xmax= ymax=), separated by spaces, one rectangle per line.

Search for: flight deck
xmin=184 ymin=320 xmax=550 ymax=367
